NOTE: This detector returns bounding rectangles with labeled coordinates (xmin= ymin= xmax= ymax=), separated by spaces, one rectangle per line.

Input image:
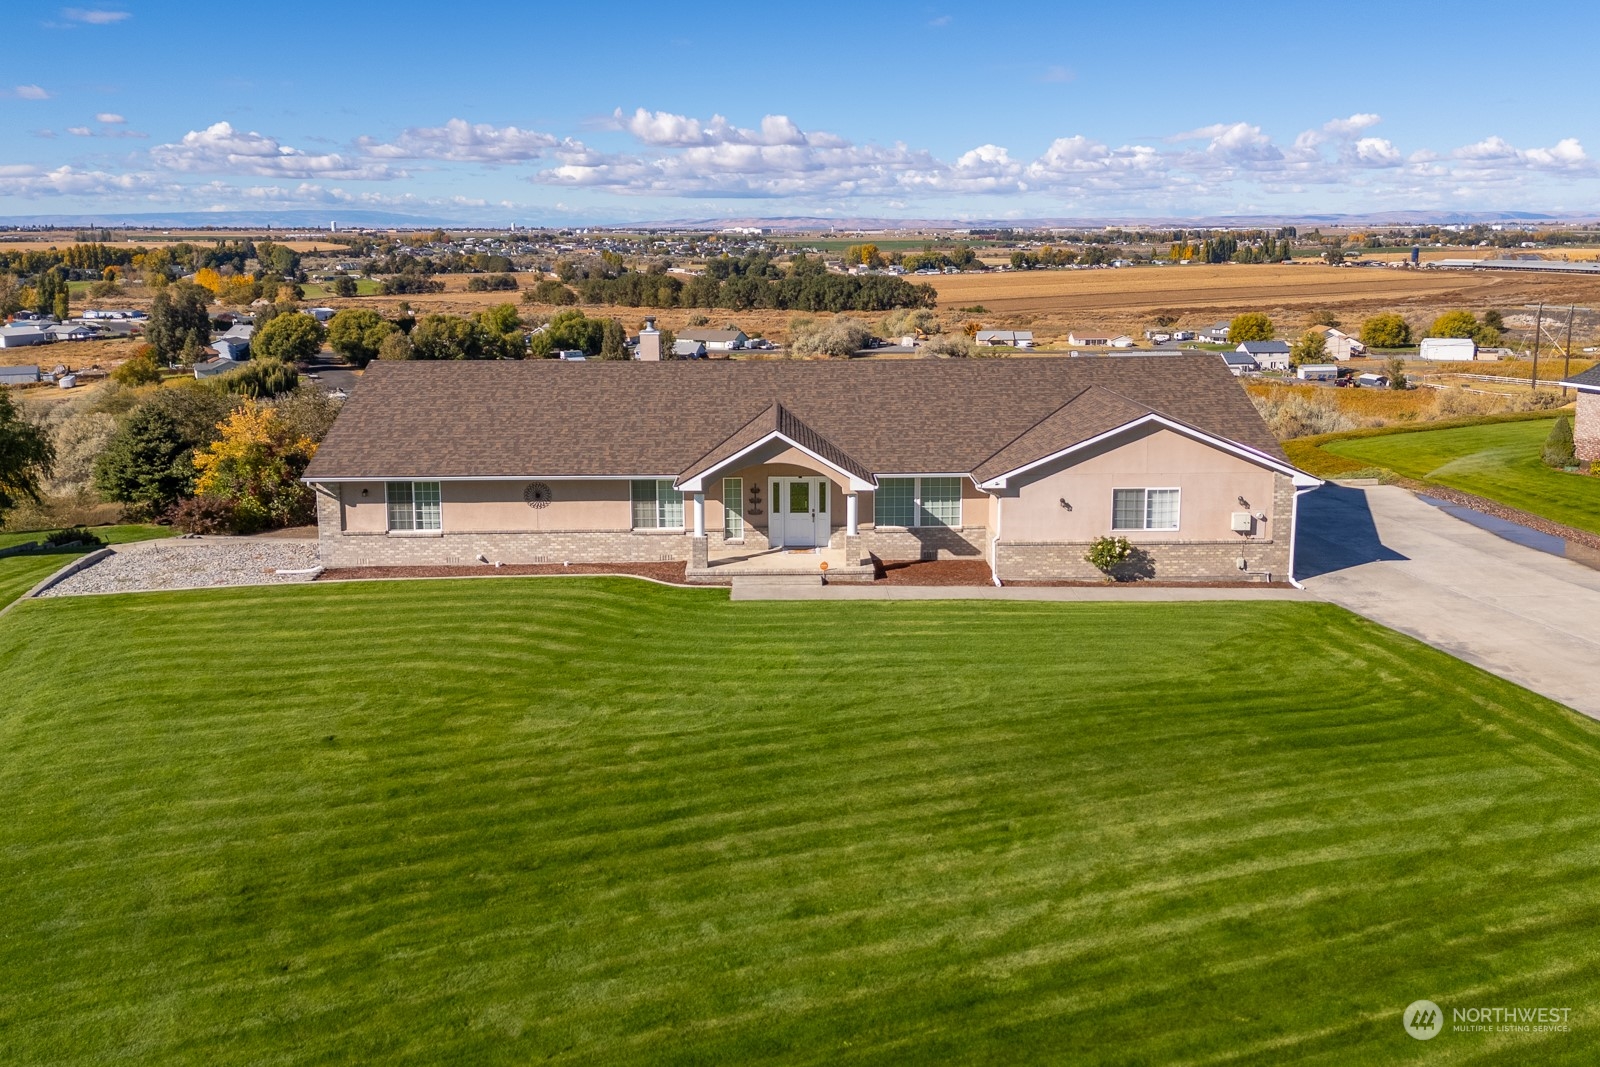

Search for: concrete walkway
xmin=1298 ymin=483 xmax=1600 ymax=719
xmin=730 ymin=581 xmax=1311 ymax=602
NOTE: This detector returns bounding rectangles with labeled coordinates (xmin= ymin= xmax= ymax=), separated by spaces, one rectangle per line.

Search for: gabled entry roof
xmin=675 ymin=401 xmax=877 ymax=491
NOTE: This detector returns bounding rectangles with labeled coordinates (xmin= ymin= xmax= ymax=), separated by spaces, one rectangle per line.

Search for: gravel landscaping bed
xmin=38 ymin=541 xmax=321 ymax=597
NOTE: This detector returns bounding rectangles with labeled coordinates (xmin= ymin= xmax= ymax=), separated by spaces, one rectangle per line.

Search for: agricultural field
xmin=1321 ymin=416 xmax=1600 ymax=534
xmin=922 ymin=262 xmax=1600 ymax=344
xmin=4 ymin=579 xmax=1600 ymax=1063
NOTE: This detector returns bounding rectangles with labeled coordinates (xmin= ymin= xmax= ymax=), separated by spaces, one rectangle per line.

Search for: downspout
xmin=1287 ymin=485 xmax=1311 ymax=589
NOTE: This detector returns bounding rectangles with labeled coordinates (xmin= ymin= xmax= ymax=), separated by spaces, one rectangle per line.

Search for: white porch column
xmin=846 ymin=492 xmax=859 ymax=536
xmin=692 ymin=491 xmax=706 ymax=537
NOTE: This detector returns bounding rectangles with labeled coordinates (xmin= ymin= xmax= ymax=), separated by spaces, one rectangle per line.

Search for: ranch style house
xmin=302 ymin=356 xmax=1322 ymax=583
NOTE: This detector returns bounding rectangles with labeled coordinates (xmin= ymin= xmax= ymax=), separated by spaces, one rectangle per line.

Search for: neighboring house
xmin=1559 ymin=364 xmax=1600 ymax=461
xmin=678 ymin=328 xmax=747 ymax=352
xmin=0 ymin=364 xmax=40 ymax=386
xmin=210 ymin=337 xmax=250 ymax=361
xmin=1200 ymin=320 xmax=1233 ymax=343
xmin=208 ymin=324 xmax=253 ymax=361
xmin=0 ymin=325 xmax=49 ymax=348
xmin=1237 ymin=341 xmax=1291 ymax=371
xmin=81 ymin=308 xmax=145 ymax=320
xmin=302 ymin=357 xmax=1320 ymax=584
xmin=672 ymin=339 xmax=708 ymax=359
xmin=1221 ymin=351 xmax=1259 ymax=376
xmin=1420 ymin=337 xmax=1477 ymax=361
xmin=1067 ymin=331 xmax=1133 ymax=348
xmin=45 ymin=323 xmax=95 ymax=342
xmin=975 ymin=330 xmax=1036 ymax=348
xmin=1308 ymin=325 xmax=1366 ymax=360
xmin=1296 ymin=363 xmax=1339 ymax=381
xmin=193 ymin=356 xmax=244 ymax=379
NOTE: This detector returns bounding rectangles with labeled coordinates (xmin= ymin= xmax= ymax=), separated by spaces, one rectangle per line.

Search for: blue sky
xmin=5 ymin=0 xmax=1598 ymax=222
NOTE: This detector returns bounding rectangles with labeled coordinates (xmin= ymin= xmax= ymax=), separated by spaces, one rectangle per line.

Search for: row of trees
xmin=539 ymin=254 xmax=935 ymax=312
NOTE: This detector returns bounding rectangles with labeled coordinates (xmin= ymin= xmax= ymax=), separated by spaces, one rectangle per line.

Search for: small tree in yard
xmin=1290 ymin=330 xmax=1327 ymax=368
xmin=192 ymin=400 xmax=318 ymax=532
xmin=325 ymin=307 xmax=396 ymax=367
xmin=1085 ymin=535 xmax=1134 ymax=581
xmin=0 ymin=389 xmax=52 ymax=527
xmin=1543 ymin=414 xmax=1576 ymax=469
xmin=1360 ymin=312 xmax=1412 ymax=349
xmin=1228 ymin=313 xmax=1274 ymax=344
xmin=1385 ymin=355 xmax=1408 ymax=390
xmin=252 ymin=312 xmax=326 ymax=363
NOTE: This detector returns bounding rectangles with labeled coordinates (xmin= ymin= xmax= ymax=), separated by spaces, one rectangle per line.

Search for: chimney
xmin=637 ymin=316 xmax=661 ymax=361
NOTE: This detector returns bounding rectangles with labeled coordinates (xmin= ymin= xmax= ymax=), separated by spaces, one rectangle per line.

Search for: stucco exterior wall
xmin=1577 ymin=392 xmax=1600 ymax=462
xmin=995 ymin=473 xmax=1296 ymax=582
xmin=1000 ymin=427 xmax=1281 ymax=543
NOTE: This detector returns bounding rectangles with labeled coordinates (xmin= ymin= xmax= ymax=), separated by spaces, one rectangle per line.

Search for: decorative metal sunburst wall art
xmin=523 ymin=482 xmax=553 ymax=509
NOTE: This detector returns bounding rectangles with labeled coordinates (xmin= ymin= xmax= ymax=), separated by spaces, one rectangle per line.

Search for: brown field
xmin=0 ymin=336 xmax=141 ymax=369
xmin=924 ymin=263 xmax=1600 ymax=343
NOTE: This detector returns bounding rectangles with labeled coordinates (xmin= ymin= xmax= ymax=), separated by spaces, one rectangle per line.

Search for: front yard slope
xmin=3 ymin=579 xmax=1600 ymax=1063
xmin=1319 ymin=416 xmax=1600 ymax=535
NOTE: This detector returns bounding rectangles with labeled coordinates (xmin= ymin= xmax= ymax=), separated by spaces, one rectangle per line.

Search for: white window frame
xmin=631 ymin=479 xmax=684 ymax=530
xmin=873 ymin=476 xmax=962 ymax=529
xmin=722 ymin=477 xmax=744 ymax=540
xmin=1111 ymin=487 xmax=1181 ymax=532
xmin=386 ymin=481 xmax=442 ymax=532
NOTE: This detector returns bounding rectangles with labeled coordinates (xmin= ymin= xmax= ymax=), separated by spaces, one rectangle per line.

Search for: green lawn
xmin=0 ymin=523 xmax=171 ymax=551
xmin=4 ymin=580 xmax=1600 ymax=1063
xmin=1323 ymin=416 xmax=1600 ymax=534
xmin=0 ymin=551 xmax=86 ymax=608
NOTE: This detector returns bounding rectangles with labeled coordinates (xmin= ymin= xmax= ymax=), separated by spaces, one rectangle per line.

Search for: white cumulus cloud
xmin=151 ymin=121 xmax=397 ymax=180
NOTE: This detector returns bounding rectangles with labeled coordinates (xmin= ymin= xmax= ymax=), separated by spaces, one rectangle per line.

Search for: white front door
xmin=769 ymin=477 xmax=830 ymax=548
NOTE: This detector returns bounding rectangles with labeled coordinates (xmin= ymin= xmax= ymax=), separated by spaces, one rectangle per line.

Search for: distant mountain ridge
xmin=0 ymin=208 xmax=1591 ymax=231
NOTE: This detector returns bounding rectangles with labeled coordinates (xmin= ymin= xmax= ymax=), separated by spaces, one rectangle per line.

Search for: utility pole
xmin=1531 ymin=302 xmax=1543 ymax=392
xmin=1562 ymin=304 xmax=1575 ymax=399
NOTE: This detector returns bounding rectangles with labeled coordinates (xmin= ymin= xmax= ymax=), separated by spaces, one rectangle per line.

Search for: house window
xmin=386 ymin=481 xmax=441 ymax=531
xmin=631 ymin=479 xmax=684 ymax=529
xmin=1111 ymin=488 xmax=1180 ymax=531
xmin=918 ymin=477 xmax=961 ymax=527
xmin=875 ymin=476 xmax=961 ymax=528
xmin=722 ymin=477 xmax=743 ymax=539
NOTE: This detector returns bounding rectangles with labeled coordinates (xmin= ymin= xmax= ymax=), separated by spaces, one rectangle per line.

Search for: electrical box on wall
xmin=1230 ymin=511 xmax=1255 ymax=533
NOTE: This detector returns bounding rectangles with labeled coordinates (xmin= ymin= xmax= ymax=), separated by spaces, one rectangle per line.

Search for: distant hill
xmin=0 ymin=208 xmax=1590 ymax=233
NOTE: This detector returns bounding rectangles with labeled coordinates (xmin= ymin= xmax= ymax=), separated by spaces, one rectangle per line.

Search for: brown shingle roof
xmin=971 ymin=386 xmax=1154 ymax=483
xmin=303 ymin=356 xmax=1288 ymax=482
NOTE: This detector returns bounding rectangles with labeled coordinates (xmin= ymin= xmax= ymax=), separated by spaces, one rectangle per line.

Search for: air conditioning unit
xmin=1230 ymin=511 xmax=1255 ymax=533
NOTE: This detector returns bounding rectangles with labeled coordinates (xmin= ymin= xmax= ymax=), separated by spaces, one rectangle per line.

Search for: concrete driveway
xmin=1298 ymin=483 xmax=1600 ymax=718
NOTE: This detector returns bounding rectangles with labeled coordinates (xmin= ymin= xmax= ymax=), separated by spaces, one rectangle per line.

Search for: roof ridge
xmin=970 ymin=384 xmax=1092 ymax=473
xmin=678 ymin=401 xmax=779 ymax=478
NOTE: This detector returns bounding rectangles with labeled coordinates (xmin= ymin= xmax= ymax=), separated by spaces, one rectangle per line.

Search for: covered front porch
xmin=675 ymin=403 xmax=878 ymax=584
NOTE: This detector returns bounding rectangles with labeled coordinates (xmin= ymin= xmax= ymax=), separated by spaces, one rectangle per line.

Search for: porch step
xmin=730 ymin=574 xmax=824 ymax=592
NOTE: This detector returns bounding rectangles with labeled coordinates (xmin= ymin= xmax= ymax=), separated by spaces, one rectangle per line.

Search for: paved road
xmin=1298 ymin=483 xmax=1600 ymax=718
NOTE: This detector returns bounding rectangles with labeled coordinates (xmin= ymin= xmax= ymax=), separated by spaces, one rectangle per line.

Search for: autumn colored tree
xmin=1289 ymin=330 xmax=1327 ymax=368
xmin=1227 ymin=313 xmax=1274 ymax=343
xmin=192 ymin=400 xmax=318 ymax=531
xmin=1360 ymin=313 xmax=1412 ymax=349
xmin=193 ymin=267 xmax=226 ymax=295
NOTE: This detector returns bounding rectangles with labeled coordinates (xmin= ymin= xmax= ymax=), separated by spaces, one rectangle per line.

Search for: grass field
xmin=0 ymin=551 xmax=84 ymax=607
xmin=1322 ymin=417 xmax=1600 ymax=532
xmin=4 ymin=579 xmax=1600 ymax=1063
